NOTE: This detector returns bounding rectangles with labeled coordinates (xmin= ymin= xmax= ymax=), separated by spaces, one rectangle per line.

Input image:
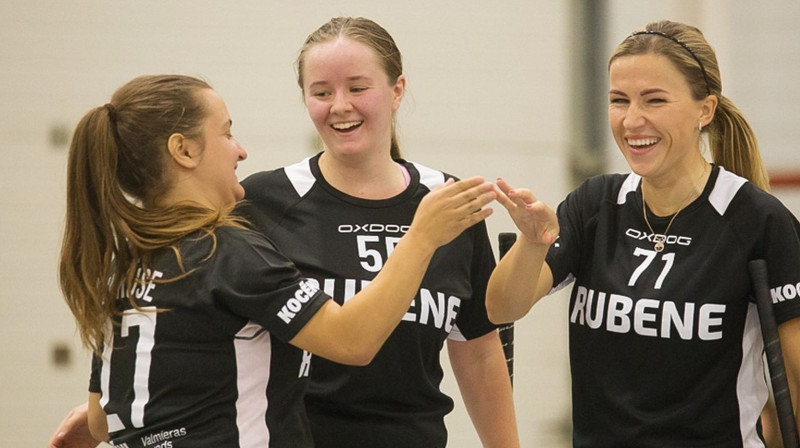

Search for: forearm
xmin=291 ymin=176 xmax=497 ymax=363
xmin=292 ymin=230 xmax=436 ymax=364
xmin=337 ymin=231 xmax=434 ymax=345
xmin=449 ymin=334 xmax=519 ymax=448
xmin=486 ymin=236 xmax=550 ymax=323
xmin=87 ymin=393 xmax=108 ymax=442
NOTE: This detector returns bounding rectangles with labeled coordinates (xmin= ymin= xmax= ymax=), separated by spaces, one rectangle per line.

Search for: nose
xmin=330 ymin=91 xmax=353 ymax=115
xmin=238 ymin=142 xmax=247 ymax=161
xmin=622 ymin=103 xmax=645 ymax=130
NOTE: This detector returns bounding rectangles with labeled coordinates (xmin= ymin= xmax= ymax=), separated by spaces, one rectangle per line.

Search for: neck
xmin=158 ymin=179 xmax=217 ymax=211
xmin=318 ymin=151 xmax=407 ymax=199
xmin=642 ymin=160 xmax=710 ymax=217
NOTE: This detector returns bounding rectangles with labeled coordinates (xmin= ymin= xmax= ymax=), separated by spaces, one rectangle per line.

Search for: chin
xmin=233 ymin=183 xmax=246 ymax=200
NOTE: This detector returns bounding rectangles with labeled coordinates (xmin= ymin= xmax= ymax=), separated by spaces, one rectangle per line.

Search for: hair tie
xmin=104 ymin=103 xmax=117 ymax=123
xmin=629 ymin=30 xmax=712 ymax=96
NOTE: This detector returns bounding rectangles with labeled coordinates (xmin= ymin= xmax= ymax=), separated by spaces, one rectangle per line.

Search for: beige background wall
xmin=1 ymin=1 xmax=797 ymax=446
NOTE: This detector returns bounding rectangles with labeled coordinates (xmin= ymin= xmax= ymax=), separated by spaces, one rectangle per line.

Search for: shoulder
xmin=564 ymin=172 xmax=635 ymax=210
xmin=212 ymin=226 xmax=286 ymax=263
xmin=238 ymin=157 xmax=319 ymax=232
xmin=707 ymin=167 xmax=800 ymax=258
xmin=214 ymin=226 xmax=278 ymax=251
xmin=711 ymin=167 xmax=788 ymax=217
xmin=402 ymin=159 xmax=456 ymax=191
xmin=241 ymin=167 xmax=287 ymax=199
xmin=242 ymin=155 xmax=319 ymax=198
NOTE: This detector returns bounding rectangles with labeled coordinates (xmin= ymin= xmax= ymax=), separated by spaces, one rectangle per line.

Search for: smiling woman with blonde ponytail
xmin=487 ymin=19 xmax=800 ymax=448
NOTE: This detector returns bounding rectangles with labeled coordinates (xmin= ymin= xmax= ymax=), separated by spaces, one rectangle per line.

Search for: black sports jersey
xmin=240 ymin=153 xmax=498 ymax=448
xmin=88 ymin=226 xmax=329 ymax=448
xmin=546 ymin=166 xmax=800 ymax=448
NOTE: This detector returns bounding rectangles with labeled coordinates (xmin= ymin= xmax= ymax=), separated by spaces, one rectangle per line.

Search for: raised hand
xmin=495 ymin=178 xmax=558 ymax=246
xmin=408 ymin=176 xmax=496 ymax=250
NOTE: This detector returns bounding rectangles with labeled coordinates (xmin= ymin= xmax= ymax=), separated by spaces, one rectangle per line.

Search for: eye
xmin=311 ymin=91 xmax=330 ymax=98
xmin=609 ymin=97 xmax=628 ymax=105
xmin=647 ymin=97 xmax=667 ymax=104
xmin=350 ymin=86 xmax=367 ymax=93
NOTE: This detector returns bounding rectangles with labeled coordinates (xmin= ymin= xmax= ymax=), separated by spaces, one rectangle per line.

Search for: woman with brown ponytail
xmin=53 ymin=74 xmax=496 ymax=447
xmin=486 ymin=20 xmax=800 ymax=447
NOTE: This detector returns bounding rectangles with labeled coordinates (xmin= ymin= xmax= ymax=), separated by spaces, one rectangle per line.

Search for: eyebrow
xmin=640 ymin=88 xmax=669 ymax=95
xmin=307 ymin=75 xmax=373 ymax=89
xmin=608 ymin=88 xmax=669 ymax=96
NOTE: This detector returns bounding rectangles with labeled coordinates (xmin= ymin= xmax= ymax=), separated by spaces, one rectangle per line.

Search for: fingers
xmin=431 ymin=177 xmax=456 ymax=191
xmin=437 ymin=176 xmax=484 ymax=194
xmin=462 ymin=204 xmax=494 ymax=227
xmin=436 ymin=176 xmax=496 ymax=212
xmin=493 ymin=184 xmax=517 ymax=211
xmin=462 ymin=187 xmax=496 ymax=213
xmin=496 ymin=177 xmax=539 ymax=212
xmin=496 ymin=177 xmax=514 ymax=195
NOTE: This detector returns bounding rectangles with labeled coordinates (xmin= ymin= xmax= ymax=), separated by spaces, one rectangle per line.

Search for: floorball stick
xmin=498 ymin=232 xmax=517 ymax=386
xmin=749 ymin=259 xmax=799 ymax=448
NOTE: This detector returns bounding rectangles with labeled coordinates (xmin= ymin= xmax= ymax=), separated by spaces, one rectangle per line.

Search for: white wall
xmin=0 ymin=1 xmax=797 ymax=446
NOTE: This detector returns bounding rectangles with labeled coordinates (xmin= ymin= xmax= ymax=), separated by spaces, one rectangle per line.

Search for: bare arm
xmin=87 ymin=393 xmax=108 ymax=443
xmin=486 ymin=178 xmax=558 ymax=323
xmin=448 ymin=332 xmax=519 ymax=448
xmin=760 ymin=397 xmax=781 ymax=448
xmin=291 ymin=177 xmax=496 ymax=365
xmin=779 ymin=317 xmax=800 ymax=439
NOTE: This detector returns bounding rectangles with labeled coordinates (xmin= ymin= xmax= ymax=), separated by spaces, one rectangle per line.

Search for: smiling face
xmin=301 ymin=36 xmax=405 ymax=161
xmin=192 ymin=88 xmax=248 ymax=208
xmin=608 ymin=53 xmax=712 ymax=183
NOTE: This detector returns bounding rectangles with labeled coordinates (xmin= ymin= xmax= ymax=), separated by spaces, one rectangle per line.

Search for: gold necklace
xmin=641 ymin=164 xmax=709 ymax=252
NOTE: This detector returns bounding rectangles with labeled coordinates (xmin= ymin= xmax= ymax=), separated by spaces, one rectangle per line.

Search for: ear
xmin=392 ymin=74 xmax=406 ymax=111
xmin=699 ymin=94 xmax=719 ymax=128
xmin=167 ymin=133 xmax=200 ymax=169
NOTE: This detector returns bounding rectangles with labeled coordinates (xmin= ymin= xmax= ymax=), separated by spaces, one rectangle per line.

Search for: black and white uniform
xmin=546 ymin=165 xmax=800 ymax=448
xmin=240 ymin=153 xmax=498 ymax=448
xmin=88 ymin=226 xmax=330 ymax=448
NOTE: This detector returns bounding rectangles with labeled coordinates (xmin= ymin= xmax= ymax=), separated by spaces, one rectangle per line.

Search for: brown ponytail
xmin=708 ymin=95 xmax=769 ymax=191
xmin=60 ymin=75 xmax=244 ymax=355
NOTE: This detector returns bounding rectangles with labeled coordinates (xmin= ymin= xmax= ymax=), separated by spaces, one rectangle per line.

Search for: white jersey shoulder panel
xmin=284 ymin=156 xmax=316 ymax=197
xmin=709 ymin=167 xmax=748 ymax=216
xmin=410 ymin=161 xmax=446 ymax=190
xmin=617 ymin=173 xmax=642 ymax=205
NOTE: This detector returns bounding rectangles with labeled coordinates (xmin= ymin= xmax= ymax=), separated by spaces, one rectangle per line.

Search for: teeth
xmin=332 ymin=121 xmax=362 ymax=130
xmin=627 ymin=137 xmax=660 ymax=147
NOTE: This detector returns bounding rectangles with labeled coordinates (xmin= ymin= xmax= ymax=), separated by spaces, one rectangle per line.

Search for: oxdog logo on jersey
xmin=277 ymin=280 xmax=320 ymax=324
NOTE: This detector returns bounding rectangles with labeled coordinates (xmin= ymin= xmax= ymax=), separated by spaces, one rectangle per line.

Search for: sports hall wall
xmin=1 ymin=1 xmax=797 ymax=446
